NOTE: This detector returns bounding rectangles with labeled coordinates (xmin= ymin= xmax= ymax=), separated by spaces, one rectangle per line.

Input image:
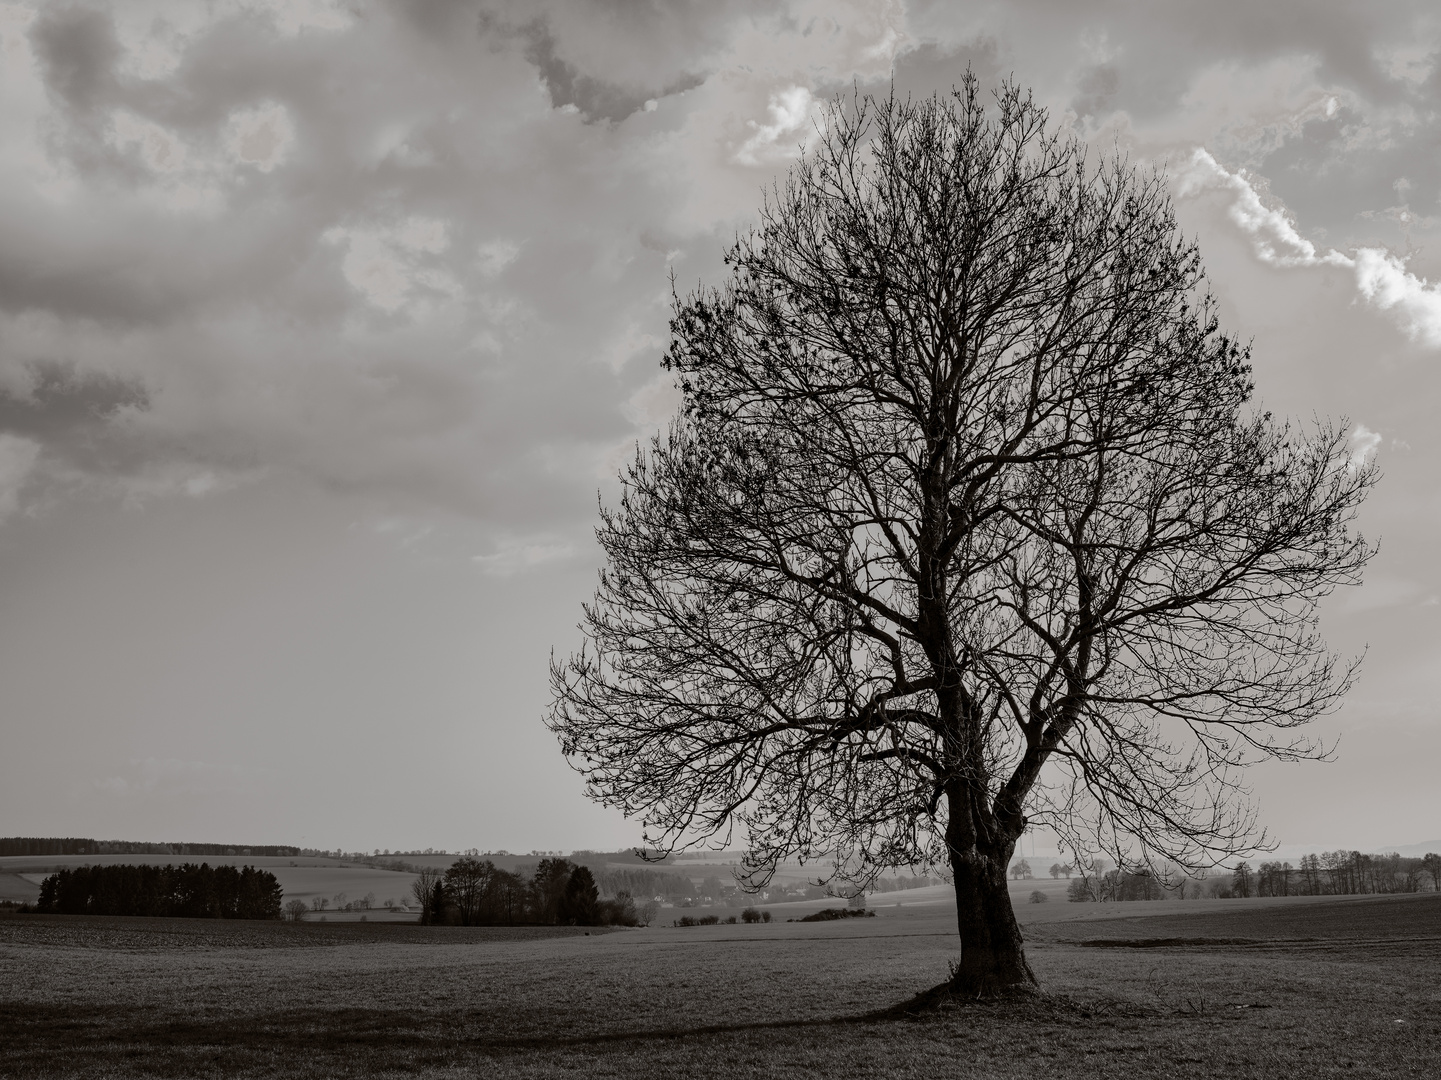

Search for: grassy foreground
xmin=1 ymin=894 xmax=1437 ymax=1079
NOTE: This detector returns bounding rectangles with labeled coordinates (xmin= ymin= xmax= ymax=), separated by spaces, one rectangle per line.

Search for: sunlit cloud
xmin=735 ymin=85 xmax=815 ymax=166
xmin=1180 ymin=149 xmax=1441 ymax=348
xmin=1349 ymin=424 xmax=1382 ymax=469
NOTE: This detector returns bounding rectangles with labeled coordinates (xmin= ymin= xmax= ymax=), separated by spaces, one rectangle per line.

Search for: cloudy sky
xmin=0 ymin=0 xmax=1437 ymax=855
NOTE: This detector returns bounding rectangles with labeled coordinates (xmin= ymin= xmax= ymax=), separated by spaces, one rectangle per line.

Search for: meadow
xmin=0 ymin=855 xmax=420 ymax=918
xmin=2 ymin=891 xmax=1437 ymax=1079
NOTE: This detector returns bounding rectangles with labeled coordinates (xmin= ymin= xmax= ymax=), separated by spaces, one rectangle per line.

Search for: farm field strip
xmin=2 ymin=893 xmax=1438 ymax=1078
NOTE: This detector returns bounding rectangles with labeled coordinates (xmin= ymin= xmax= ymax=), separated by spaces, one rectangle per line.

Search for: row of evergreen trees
xmin=417 ymin=857 xmax=644 ymax=927
xmin=35 ymin=863 xmax=284 ymax=919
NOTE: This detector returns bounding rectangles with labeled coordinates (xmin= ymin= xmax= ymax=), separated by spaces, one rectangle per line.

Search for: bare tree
xmin=443 ymin=857 xmax=495 ymax=926
xmin=284 ymin=899 xmax=308 ymax=922
xmin=549 ymin=78 xmax=1374 ymax=996
xmin=411 ymin=866 xmax=443 ymax=923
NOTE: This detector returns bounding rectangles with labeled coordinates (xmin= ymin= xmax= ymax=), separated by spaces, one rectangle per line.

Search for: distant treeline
xmin=583 ymin=865 xmax=698 ymax=901
xmin=1065 ymin=850 xmax=1441 ymax=902
xmin=0 ymin=837 xmax=300 ymax=858
xmin=861 ymin=875 xmax=942 ymax=894
xmin=1232 ymin=851 xmax=1441 ymax=898
xmin=35 ymin=863 xmax=284 ymax=919
xmin=416 ymin=857 xmax=651 ymax=927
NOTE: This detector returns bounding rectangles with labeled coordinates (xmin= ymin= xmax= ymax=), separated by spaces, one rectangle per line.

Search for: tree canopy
xmin=548 ymin=76 xmax=1374 ymax=994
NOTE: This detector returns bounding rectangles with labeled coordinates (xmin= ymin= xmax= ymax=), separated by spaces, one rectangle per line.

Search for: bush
xmin=596 ymin=889 xmax=639 ymax=927
xmin=762 ymin=910 xmax=771 ymax=922
xmin=1028 ymin=890 xmax=1047 ymax=904
xmin=284 ymin=899 xmax=309 ymax=921
xmin=798 ymin=907 xmax=874 ymax=922
xmin=741 ymin=907 xmax=761 ymax=923
xmin=674 ymin=914 xmax=721 ymax=927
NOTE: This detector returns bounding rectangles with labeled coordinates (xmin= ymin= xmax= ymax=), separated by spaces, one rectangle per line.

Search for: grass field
xmin=0 ymin=855 xmax=421 ymax=913
xmin=2 ymin=892 xmax=1437 ymax=1079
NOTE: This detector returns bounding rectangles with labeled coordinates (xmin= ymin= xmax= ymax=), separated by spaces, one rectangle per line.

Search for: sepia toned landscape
xmin=2 ymin=1 xmax=1440 ymax=1077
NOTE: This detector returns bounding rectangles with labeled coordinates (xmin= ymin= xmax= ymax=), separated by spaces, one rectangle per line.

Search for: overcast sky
xmin=0 ymin=0 xmax=1437 ymax=856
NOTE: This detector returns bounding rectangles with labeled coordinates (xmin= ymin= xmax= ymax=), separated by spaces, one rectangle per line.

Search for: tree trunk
xmin=946 ymin=829 xmax=1038 ymax=996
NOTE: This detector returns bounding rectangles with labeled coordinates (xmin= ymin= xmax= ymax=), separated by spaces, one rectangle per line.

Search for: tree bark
xmin=946 ymin=798 xmax=1038 ymax=997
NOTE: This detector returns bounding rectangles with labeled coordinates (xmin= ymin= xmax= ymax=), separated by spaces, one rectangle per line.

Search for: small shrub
xmin=798 ymin=907 xmax=874 ymax=922
xmin=675 ymin=914 xmax=721 ymax=927
xmin=1028 ymin=890 xmax=1047 ymax=904
xmin=724 ymin=915 xmax=737 ymax=924
xmin=761 ymin=910 xmax=771 ymax=922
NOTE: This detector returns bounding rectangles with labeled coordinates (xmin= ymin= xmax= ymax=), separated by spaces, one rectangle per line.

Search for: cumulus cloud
xmin=1352 ymin=249 xmax=1441 ymax=348
xmin=1349 ymin=424 xmax=1382 ymax=469
xmin=736 ymin=85 xmax=815 ymax=166
xmin=2 ymin=0 xmax=1433 ymax=551
xmin=324 ymin=217 xmax=460 ymax=316
xmin=1180 ymin=149 xmax=1441 ymax=347
xmin=225 ymin=102 xmax=295 ymax=173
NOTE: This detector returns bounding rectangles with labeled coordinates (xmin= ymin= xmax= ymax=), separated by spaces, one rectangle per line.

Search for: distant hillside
xmin=0 ymin=838 xmax=301 ymax=858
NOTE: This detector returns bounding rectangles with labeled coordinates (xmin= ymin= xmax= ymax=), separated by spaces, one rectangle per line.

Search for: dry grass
xmin=2 ymin=895 xmax=1438 ymax=1078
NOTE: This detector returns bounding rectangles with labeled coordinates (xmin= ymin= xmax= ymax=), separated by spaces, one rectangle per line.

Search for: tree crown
xmin=549 ymin=76 xmax=1374 ymax=887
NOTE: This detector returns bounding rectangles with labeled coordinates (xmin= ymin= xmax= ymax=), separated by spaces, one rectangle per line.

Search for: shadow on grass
xmin=2 ymin=983 xmax=1160 ymax=1066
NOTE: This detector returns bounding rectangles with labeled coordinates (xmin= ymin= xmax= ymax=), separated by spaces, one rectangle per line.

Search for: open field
xmin=0 ymin=855 xmax=421 ymax=912
xmin=0 ymin=851 xmax=961 ymax=917
xmin=2 ymin=893 xmax=1438 ymax=1079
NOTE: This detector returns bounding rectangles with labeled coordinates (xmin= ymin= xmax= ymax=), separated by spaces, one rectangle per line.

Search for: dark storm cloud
xmin=511 ymin=17 xmax=703 ymax=123
xmin=30 ymin=5 xmax=119 ymax=112
xmin=0 ymin=360 xmax=148 ymax=474
xmin=475 ymin=1 xmax=749 ymax=123
xmin=0 ymin=360 xmax=148 ymax=433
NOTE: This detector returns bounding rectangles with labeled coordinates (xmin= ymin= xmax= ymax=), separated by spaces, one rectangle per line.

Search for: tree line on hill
xmin=374 ymin=855 xmax=708 ymax=907
xmin=412 ymin=857 xmax=654 ymax=927
xmin=0 ymin=837 xmax=301 ymax=858
xmin=33 ymin=863 xmax=284 ymax=919
xmin=1057 ymin=850 xmax=1441 ymax=902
